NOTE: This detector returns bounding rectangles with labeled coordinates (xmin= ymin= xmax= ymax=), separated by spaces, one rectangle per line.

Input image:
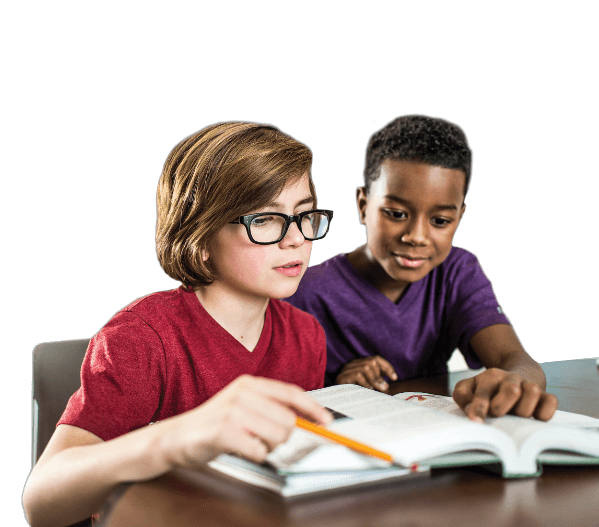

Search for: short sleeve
xmin=58 ymin=310 xmax=167 ymax=441
xmin=445 ymin=251 xmax=511 ymax=368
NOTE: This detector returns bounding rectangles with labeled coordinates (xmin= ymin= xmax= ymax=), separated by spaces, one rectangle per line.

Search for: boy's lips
xmin=274 ymin=261 xmax=303 ymax=277
xmin=393 ymin=253 xmax=429 ymax=269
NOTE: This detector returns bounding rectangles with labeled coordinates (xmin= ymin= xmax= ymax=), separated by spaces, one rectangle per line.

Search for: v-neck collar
xmin=183 ymin=288 xmax=272 ymax=368
xmin=338 ymin=254 xmax=423 ymax=316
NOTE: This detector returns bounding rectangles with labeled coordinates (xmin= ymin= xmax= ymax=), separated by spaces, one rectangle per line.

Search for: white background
xmin=3 ymin=2 xmax=598 ymax=524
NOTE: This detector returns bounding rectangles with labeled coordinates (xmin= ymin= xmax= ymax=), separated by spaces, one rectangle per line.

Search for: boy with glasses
xmin=24 ymin=122 xmax=333 ymax=527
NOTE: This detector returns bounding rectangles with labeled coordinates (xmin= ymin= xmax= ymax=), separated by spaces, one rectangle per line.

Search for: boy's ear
xmin=356 ymin=187 xmax=368 ymax=224
xmin=459 ymin=203 xmax=466 ymax=221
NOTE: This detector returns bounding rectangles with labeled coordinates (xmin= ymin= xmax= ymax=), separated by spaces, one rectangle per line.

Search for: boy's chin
xmin=387 ymin=266 xmax=431 ymax=285
xmin=270 ymin=281 xmax=302 ymax=300
xmin=276 ymin=287 xmax=301 ymax=300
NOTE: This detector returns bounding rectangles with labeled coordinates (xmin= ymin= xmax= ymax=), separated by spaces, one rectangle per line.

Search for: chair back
xmin=32 ymin=339 xmax=90 ymax=466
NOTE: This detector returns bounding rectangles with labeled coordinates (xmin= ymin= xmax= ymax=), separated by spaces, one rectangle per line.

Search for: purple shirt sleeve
xmin=443 ymin=249 xmax=511 ymax=369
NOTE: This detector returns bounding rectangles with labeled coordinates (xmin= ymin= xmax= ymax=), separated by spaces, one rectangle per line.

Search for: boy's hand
xmin=452 ymin=368 xmax=558 ymax=423
xmin=336 ymin=356 xmax=398 ymax=392
xmin=162 ymin=375 xmax=332 ymax=469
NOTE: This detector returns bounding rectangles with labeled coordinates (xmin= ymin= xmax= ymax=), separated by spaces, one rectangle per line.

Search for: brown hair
xmin=156 ymin=122 xmax=315 ymax=289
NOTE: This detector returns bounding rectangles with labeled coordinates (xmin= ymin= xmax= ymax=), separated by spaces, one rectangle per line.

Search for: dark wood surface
xmin=97 ymin=358 xmax=599 ymax=527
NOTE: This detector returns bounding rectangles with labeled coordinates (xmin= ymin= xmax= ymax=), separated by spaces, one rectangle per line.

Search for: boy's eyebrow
xmin=266 ymin=196 xmax=314 ymax=209
xmin=384 ymin=195 xmax=459 ymax=211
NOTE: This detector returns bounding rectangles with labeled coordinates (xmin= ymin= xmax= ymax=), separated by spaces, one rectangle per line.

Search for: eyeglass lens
xmin=249 ymin=212 xmax=329 ymax=243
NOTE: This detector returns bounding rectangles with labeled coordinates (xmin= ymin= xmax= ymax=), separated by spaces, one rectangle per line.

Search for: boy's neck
xmin=346 ymin=245 xmax=409 ymax=304
xmin=194 ymin=284 xmax=269 ymax=352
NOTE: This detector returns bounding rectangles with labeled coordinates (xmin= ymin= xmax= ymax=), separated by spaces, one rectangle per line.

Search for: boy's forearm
xmin=23 ymin=423 xmax=172 ymax=527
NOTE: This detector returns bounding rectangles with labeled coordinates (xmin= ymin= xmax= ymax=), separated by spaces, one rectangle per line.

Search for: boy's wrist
xmin=500 ymin=358 xmax=547 ymax=391
xmin=149 ymin=414 xmax=221 ymax=474
xmin=110 ymin=421 xmax=178 ymax=483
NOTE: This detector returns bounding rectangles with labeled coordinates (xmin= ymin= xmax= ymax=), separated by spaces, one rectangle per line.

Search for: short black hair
xmin=364 ymin=115 xmax=472 ymax=197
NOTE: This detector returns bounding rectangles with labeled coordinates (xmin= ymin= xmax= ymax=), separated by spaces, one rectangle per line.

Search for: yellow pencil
xmin=295 ymin=416 xmax=395 ymax=464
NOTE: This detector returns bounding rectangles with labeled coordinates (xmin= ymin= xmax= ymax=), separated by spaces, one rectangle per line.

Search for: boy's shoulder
xmin=442 ymin=246 xmax=479 ymax=267
xmin=436 ymin=247 xmax=495 ymax=294
xmin=300 ymin=254 xmax=351 ymax=284
xmin=286 ymin=254 xmax=365 ymax=309
xmin=439 ymin=246 xmax=486 ymax=276
xmin=108 ymin=287 xmax=198 ymax=331
xmin=122 ymin=287 xmax=187 ymax=315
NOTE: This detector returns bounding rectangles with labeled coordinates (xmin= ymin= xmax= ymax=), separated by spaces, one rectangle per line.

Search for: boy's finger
xmin=468 ymin=377 xmax=500 ymax=422
xmin=239 ymin=389 xmax=302 ymax=429
xmin=220 ymin=403 xmax=304 ymax=457
xmin=510 ymin=381 xmax=542 ymax=418
xmin=240 ymin=376 xmax=331 ymax=425
xmin=227 ymin=432 xmax=270 ymax=463
xmin=488 ymin=378 xmax=523 ymax=417
xmin=374 ymin=356 xmax=398 ymax=381
xmin=339 ymin=360 xmax=385 ymax=391
xmin=233 ymin=406 xmax=296 ymax=451
xmin=533 ymin=392 xmax=559 ymax=421
xmin=452 ymin=377 xmax=476 ymax=407
xmin=354 ymin=372 xmax=375 ymax=390
xmin=360 ymin=361 xmax=382 ymax=384
xmin=371 ymin=377 xmax=388 ymax=392
xmin=339 ymin=371 xmax=374 ymax=390
xmin=465 ymin=397 xmax=489 ymax=423
xmin=358 ymin=361 xmax=388 ymax=391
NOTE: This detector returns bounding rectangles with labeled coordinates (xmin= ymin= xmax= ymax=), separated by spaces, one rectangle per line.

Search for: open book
xmin=263 ymin=384 xmax=599 ymax=479
xmin=204 ymin=385 xmax=599 ymax=496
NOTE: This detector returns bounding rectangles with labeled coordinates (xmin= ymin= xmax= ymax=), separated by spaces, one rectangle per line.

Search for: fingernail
xmin=463 ymin=404 xmax=484 ymax=423
xmin=321 ymin=410 xmax=333 ymax=424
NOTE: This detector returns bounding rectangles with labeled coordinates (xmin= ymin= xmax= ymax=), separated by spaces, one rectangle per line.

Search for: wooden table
xmin=96 ymin=358 xmax=599 ymax=527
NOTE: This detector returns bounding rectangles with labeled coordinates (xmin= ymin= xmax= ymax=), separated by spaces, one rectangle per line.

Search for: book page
xmin=300 ymin=385 xmax=516 ymax=470
xmin=312 ymin=385 xmax=465 ymax=431
xmin=549 ymin=410 xmax=599 ymax=431
xmin=396 ymin=393 xmax=466 ymax=417
xmin=397 ymin=392 xmax=599 ymax=450
xmin=397 ymin=392 xmax=599 ymax=430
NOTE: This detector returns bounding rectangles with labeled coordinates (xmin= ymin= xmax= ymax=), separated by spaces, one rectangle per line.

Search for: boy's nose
xmin=280 ymin=220 xmax=305 ymax=248
xmin=400 ymin=218 xmax=428 ymax=245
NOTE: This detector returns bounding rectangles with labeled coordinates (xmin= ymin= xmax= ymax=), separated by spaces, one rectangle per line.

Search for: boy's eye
xmin=382 ymin=209 xmax=407 ymax=220
xmin=251 ymin=215 xmax=276 ymax=227
xmin=382 ymin=209 xmax=452 ymax=227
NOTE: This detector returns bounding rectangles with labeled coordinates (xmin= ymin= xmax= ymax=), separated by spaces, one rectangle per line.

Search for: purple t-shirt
xmin=285 ymin=247 xmax=510 ymax=385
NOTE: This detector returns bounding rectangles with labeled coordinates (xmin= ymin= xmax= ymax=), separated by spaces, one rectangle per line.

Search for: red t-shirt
xmin=58 ymin=287 xmax=326 ymax=441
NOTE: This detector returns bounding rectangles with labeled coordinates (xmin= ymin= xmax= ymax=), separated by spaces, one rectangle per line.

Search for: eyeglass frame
xmin=229 ymin=209 xmax=334 ymax=245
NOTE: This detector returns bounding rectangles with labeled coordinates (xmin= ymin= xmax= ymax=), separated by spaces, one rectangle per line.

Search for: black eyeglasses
xmin=230 ymin=209 xmax=334 ymax=245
